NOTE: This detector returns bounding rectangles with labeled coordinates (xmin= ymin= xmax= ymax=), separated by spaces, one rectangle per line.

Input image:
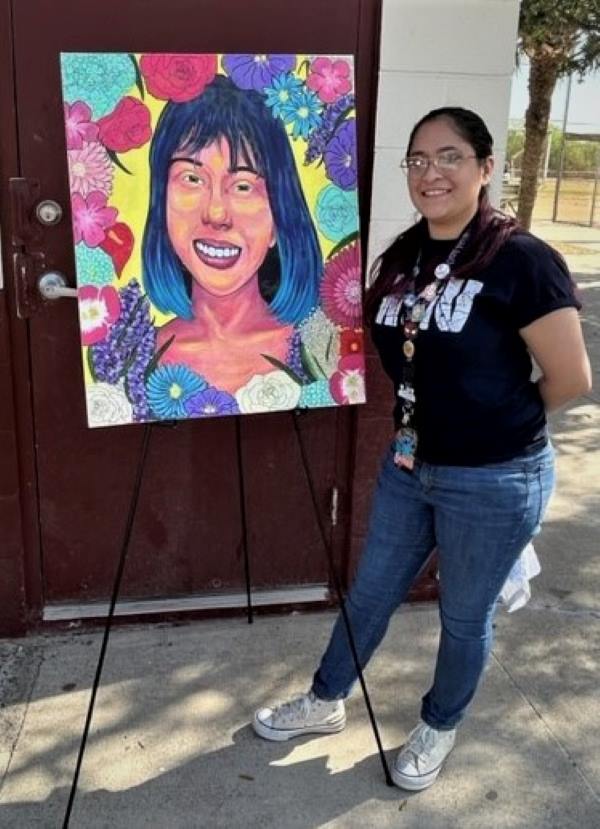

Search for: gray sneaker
xmin=391 ymin=721 xmax=456 ymax=790
xmin=253 ymin=690 xmax=346 ymax=741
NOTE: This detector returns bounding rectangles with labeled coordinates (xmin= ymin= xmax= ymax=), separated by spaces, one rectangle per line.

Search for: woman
xmin=253 ymin=108 xmax=592 ymax=790
xmin=142 ymin=75 xmax=322 ymax=393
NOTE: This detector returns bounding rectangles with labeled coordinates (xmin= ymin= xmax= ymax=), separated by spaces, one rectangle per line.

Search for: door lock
xmin=35 ymin=200 xmax=63 ymax=226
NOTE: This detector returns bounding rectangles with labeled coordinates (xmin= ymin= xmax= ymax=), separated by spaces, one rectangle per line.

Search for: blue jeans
xmin=312 ymin=441 xmax=555 ymax=730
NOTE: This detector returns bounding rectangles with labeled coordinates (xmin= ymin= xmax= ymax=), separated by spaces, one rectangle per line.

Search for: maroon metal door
xmin=6 ymin=0 xmax=382 ymax=621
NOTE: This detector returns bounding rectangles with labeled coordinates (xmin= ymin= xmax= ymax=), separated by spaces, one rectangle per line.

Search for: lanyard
xmin=392 ymin=230 xmax=470 ymax=470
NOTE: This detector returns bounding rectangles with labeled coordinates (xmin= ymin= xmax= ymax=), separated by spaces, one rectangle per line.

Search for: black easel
xmin=291 ymin=411 xmax=393 ymax=786
xmin=63 ymin=410 xmax=391 ymax=826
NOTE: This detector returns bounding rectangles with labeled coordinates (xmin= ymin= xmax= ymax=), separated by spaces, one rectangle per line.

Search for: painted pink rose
xmin=64 ymin=101 xmax=99 ymax=150
xmin=139 ymin=53 xmax=217 ymax=102
xmin=78 ymin=284 xmax=120 ymax=346
xmin=307 ymin=57 xmax=352 ymax=104
xmin=97 ymin=97 xmax=152 ymax=153
xmin=71 ymin=191 xmax=118 ymax=247
xmin=329 ymin=354 xmax=366 ymax=405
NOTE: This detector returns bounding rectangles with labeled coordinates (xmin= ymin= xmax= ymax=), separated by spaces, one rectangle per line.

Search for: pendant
xmin=403 ymin=292 xmax=417 ymax=309
xmin=403 ymin=321 xmax=418 ymax=337
xmin=393 ymin=427 xmax=418 ymax=471
xmin=422 ymin=283 xmax=437 ymax=302
xmin=434 ymin=263 xmax=451 ymax=279
xmin=403 ymin=340 xmax=415 ymax=359
xmin=397 ymin=383 xmax=415 ymax=403
xmin=411 ymin=304 xmax=425 ymax=322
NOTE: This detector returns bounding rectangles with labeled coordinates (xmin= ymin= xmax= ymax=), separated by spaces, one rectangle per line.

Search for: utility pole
xmin=552 ymin=73 xmax=573 ymax=223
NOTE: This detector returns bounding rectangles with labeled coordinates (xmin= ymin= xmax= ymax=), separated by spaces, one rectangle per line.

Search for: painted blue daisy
xmin=75 ymin=244 xmax=115 ymax=287
xmin=185 ymin=387 xmax=239 ymax=418
xmin=60 ymin=53 xmax=137 ymax=119
xmin=281 ymin=88 xmax=323 ymax=140
xmin=146 ymin=364 xmax=207 ymax=420
xmin=264 ymin=73 xmax=304 ymax=119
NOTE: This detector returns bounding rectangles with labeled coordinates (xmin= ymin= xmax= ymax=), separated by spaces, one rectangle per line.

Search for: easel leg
xmin=235 ymin=416 xmax=253 ymax=625
xmin=292 ymin=411 xmax=394 ymax=787
xmin=63 ymin=424 xmax=153 ymax=828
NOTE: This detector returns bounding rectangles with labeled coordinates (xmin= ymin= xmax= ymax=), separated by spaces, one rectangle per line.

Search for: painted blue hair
xmin=142 ymin=74 xmax=323 ymax=323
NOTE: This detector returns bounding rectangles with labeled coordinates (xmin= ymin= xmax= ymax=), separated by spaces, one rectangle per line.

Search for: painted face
xmin=406 ymin=117 xmax=493 ymax=238
xmin=166 ymin=138 xmax=275 ymax=296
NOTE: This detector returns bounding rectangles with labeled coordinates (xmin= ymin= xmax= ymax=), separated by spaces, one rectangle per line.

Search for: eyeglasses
xmin=400 ymin=152 xmax=478 ymax=176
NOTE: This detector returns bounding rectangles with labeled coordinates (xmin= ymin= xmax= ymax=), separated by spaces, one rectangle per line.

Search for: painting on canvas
xmin=60 ymin=52 xmax=365 ymax=427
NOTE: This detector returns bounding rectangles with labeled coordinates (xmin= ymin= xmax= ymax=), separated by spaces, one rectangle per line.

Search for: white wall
xmin=368 ymin=0 xmax=521 ymax=267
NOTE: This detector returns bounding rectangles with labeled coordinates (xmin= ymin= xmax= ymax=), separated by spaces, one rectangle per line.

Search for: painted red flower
xmin=100 ymin=222 xmax=135 ymax=277
xmin=329 ymin=354 xmax=366 ymax=405
xmin=320 ymin=242 xmax=363 ymax=328
xmin=71 ymin=191 xmax=118 ymax=247
xmin=97 ymin=97 xmax=152 ymax=153
xmin=78 ymin=284 xmax=120 ymax=346
xmin=307 ymin=57 xmax=352 ymax=104
xmin=64 ymin=101 xmax=99 ymax=150
xmin=340 ymin=329 xmax=364 ymax=357
xmin=139 ymin=53 xmax=217 ymax=102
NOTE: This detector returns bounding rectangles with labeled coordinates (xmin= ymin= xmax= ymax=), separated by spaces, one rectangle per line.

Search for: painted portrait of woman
xmin=61 ymin=52 xmax=366 ymax=427
xmin=143 ymin=75 xmax=322 ymax=394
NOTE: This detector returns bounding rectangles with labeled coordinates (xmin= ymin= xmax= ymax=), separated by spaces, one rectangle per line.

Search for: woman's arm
xmin=520 ymin=307 xmax=592 ymax=412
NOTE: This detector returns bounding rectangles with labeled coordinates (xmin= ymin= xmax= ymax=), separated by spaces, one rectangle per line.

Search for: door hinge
xmin=330 ymin=485 xmax=339 ymax=528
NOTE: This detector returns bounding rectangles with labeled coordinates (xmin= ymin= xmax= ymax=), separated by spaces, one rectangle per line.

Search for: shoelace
xmin=272 ymin=694 xmax=312 ymax=723
xmin=405 ymin=725 xmax=438 ymax=769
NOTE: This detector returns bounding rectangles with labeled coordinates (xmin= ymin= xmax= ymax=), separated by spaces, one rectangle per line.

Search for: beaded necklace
xmin=393 ymin=230 xmax=470 ymax=470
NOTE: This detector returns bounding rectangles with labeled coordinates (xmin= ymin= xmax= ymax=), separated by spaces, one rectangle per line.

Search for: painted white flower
xmin=297 ymin=307 xmax=340 ymax=378
xmin=86 ymin=381 xmax=133 ymax=428
xmin=235 ymin=370 xmax=302 ymax=414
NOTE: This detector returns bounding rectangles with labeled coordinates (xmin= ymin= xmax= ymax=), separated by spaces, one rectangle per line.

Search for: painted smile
xmin=193 ymin=239 xmax=242 ymax=270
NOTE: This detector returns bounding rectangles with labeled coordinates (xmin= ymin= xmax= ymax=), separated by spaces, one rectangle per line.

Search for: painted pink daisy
xmin=64 ymin=101 xmax=99 ymax=150
xmin=307 ymin=57 xmax=352 ymax=104
xmin=71 ymin=191 xmax=118 ymax=247
xmin=68 ymin=141 xmax=113 ymax=198
xmin=329 ymin=354 xmax=366 ymax=405
xmin=320 ymin=242 xmax=362 ymax=328
xmin=78 ymin=284 xmax=120 ymax=346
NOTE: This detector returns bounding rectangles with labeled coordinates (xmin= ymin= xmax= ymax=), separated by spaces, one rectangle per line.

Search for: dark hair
xmin=142 ymin=75 xmax=322 ymax=323
xmin=365 ymin=107 xmax=520 ymax=323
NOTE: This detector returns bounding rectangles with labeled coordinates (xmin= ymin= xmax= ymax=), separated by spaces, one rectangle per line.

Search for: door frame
xmin=0 ymin=0 xmax=416 ymax=636
xmin=0 ymin=0 xmax=44 ymax=633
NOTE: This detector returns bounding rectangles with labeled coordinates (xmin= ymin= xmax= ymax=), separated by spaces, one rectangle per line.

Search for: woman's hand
xmin=520 ymin=307 xmax=592 ymax=412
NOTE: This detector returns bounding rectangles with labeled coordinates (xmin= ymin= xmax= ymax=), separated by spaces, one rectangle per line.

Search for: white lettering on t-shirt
xmin=419 ymin=279 xmax=484 ymax=333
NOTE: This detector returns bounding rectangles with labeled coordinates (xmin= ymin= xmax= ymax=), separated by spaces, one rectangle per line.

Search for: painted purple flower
xmin=222 ymin=54 xmax=296 ymax=91
xmin=324 ymin=119 xmax=357 ymax=191
xmin=185 ymin=386 xmax=239 ymax=418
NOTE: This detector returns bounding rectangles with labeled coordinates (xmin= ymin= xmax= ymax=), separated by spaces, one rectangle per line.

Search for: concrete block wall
xmin=368 ymin=0 xmax=521 ymax=267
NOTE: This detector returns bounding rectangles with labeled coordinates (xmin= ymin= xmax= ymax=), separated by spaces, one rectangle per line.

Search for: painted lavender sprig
xmin=304 ymin=94 xmax=355 ymax=164
xmin=90 ymin=279 xmax=157 ymax=419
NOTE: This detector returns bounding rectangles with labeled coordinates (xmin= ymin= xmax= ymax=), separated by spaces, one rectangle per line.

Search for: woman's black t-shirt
xmin=371 ymin=231 xmax=580 ymax=466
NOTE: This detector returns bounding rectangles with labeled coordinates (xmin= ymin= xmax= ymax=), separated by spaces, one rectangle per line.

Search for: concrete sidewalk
xmin=1 ymin=221 xmax=599 ymax=828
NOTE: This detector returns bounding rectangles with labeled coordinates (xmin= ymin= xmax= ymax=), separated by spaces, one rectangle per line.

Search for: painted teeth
xmin=195 ymin=242 xmax=240 ymax=258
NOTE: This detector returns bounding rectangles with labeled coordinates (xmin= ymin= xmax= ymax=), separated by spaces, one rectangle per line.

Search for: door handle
xmin=38 ymin=271 xmax=78 ymax=300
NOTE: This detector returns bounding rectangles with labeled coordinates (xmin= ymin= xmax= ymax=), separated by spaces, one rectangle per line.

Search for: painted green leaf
xmin=327 ymin=230 xmax=359 ymax=260
xmin=260 ymin=354 xmax=304 ymax=385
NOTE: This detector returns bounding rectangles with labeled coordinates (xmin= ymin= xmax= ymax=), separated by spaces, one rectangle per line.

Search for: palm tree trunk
xmin=517 ymin=53 xmax=561 ymax=229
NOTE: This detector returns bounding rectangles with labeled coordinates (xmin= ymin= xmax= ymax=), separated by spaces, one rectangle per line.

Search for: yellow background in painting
xmin=81 ymin=53 xmax=358 ymax=379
